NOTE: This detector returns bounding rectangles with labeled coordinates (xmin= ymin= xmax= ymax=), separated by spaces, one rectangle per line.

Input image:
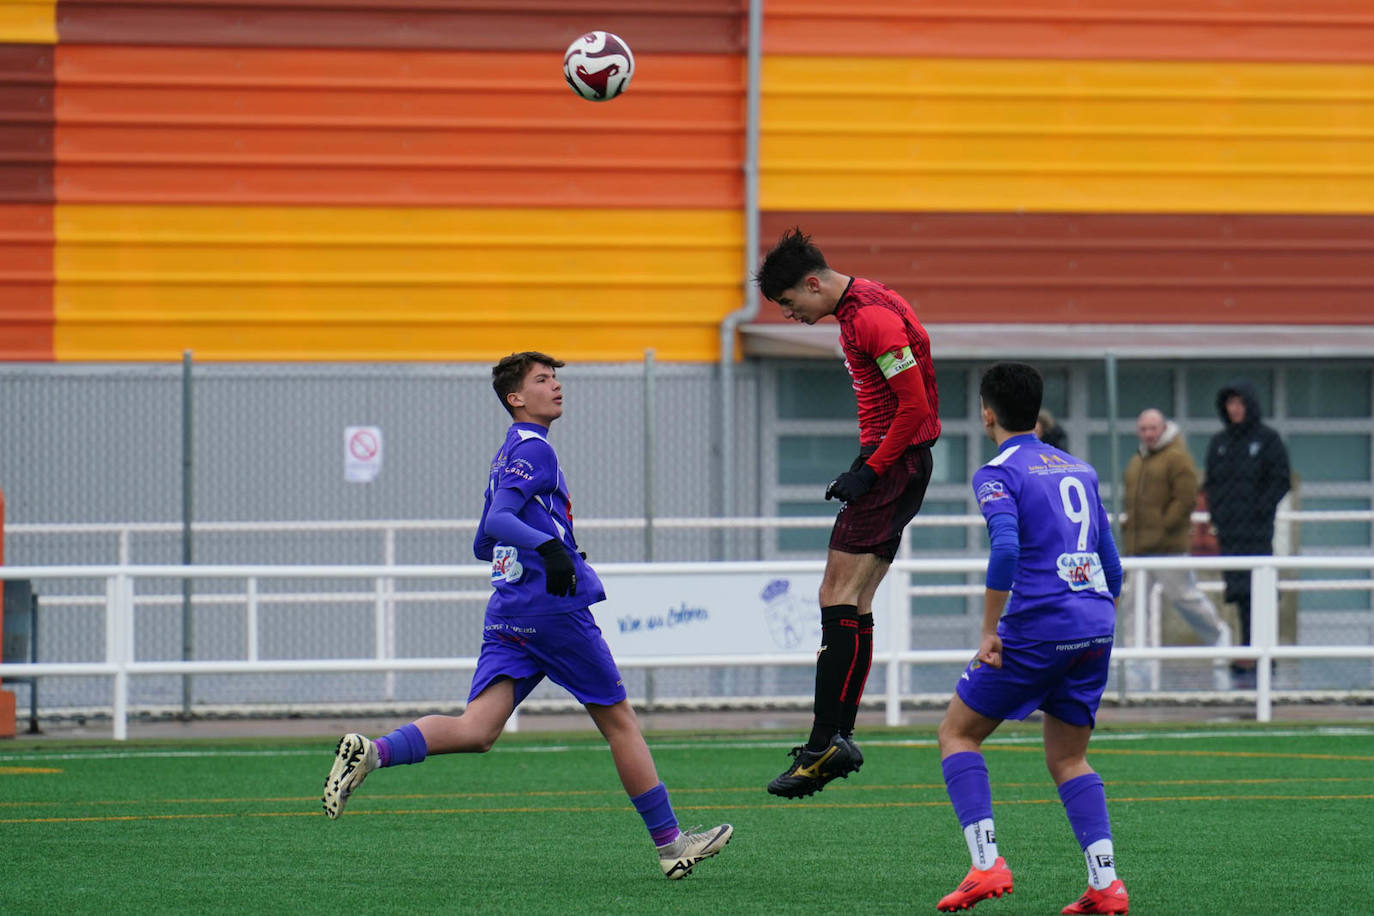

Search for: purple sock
xmin=630 ymin=783 xmax=679 ymax=847
xmin=375 ymin=723 xmax=427 ymax=768
xmin=1058 ymin=772 xmax=1112 ymax=849
xmin=942 ymin=751 xmax=994 ymax=827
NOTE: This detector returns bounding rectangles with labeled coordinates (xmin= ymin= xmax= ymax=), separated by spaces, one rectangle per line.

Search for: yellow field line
xmin=4 ymin=793 xmax=1373 ymax=825
xmin=6 ymin=774 xmax=1373 ymax=810
xmin=987 ymin=745 xmax=1374 ymax=761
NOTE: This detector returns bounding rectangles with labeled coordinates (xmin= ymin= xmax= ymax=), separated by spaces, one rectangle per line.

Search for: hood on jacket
xmin=1215 ymin=379 xmax=1262 ymax=431
xmin=1139 ymin=419 xmax=1181 ymax=457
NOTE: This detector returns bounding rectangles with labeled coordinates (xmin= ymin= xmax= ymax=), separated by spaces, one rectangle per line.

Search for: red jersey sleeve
xmin=852 ymin=305 xmax=936 ymax=475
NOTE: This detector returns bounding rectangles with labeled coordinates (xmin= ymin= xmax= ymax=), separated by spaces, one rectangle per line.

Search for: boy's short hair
xmin=754 ymin=227 xmax=828 ymax=301
xmin=980 ymin=362 xmax=1043 ymax=433
xmin=492 ymin=351 xmax=564 ymax=417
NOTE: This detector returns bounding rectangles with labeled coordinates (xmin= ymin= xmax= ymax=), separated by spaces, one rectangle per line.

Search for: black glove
xmin=536 ymin=538 xmax=578 ymax=597
xmin=825 ymin=463 xmax=878 ymax=503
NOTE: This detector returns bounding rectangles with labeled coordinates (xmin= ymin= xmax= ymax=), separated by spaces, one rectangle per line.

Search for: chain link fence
xmin=2 ymin=360 xmax=1371 ymax=718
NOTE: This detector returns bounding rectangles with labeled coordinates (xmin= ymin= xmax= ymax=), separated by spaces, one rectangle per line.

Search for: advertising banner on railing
xmin=593 ymin=572 xmax=887 ymax=658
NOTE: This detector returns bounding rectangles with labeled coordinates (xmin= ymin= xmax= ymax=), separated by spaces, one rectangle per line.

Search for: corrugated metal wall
xmin=3 ymin=1 xmax=748 ymax=361
xmin=755 ymin=0 xmax=1374 ymax=329
xmin=0 ymin=38 xmax=54 ymax=360
xmin=3 ymin=2 xmax=1372 ymax=359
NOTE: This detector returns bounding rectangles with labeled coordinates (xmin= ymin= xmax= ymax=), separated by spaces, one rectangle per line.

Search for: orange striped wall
xmin=756 ymin=212 xmax=1374 ymax=326
xmin=760 ymin=0 xmax=1374 ymax=336
xmin=4 ymin=2 xmax=1373 ymax=362
xmin=37 ymin=3 xmax=749 ymax=361
xmin=0 ymin=42 xmax=54 ymax=360
xmin=56 ymin=1 xmax=747 ymax=53
xmin=55 ymin=46 xmax=743 ymax=208
xmin=765 ymin=0 xmax=1374 ymax=63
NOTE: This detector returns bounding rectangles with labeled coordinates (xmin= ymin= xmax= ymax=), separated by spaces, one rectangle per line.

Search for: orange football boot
xmin=1061 ymin=879 xmax=1130 ymax=914
xmin=936 ymin=857 xmax=1014 ymax=912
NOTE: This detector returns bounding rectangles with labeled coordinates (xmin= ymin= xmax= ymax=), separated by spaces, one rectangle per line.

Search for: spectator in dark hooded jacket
xmin=1203 ymin=381 xmax=1291 ymax=675
xmin=1035 ymin=408 xmax=1069 ymax=451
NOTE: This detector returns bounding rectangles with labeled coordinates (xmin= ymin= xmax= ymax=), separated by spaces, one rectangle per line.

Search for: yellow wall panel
xmin=53 ymin=321 xmax=722 ymax=364
xmin=763 ymin=56 xmax=1374 ymax=214
xmin=53 ymin=205 xmax=743 ymax=362
xmin=0 ymin=1 xmax=56 ymax=43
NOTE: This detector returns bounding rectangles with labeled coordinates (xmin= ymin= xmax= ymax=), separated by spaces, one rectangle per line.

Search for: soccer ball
xmin=563 ymin=31 xmax=634 ymax=102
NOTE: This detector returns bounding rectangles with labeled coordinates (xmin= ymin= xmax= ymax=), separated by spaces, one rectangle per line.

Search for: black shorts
xmin=829 ymin=444 xmax=934 ymax=561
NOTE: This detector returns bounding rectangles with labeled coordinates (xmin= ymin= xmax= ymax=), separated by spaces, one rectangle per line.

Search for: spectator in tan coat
xmin=1122 ymin=409 xmax=1231 ymax=686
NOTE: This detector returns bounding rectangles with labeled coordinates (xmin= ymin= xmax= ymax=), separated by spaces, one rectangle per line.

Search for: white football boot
xmin=657 ymin=823 xmax=733 ymax=879
xmin=322 ymin=733 xmax=379 ymax=819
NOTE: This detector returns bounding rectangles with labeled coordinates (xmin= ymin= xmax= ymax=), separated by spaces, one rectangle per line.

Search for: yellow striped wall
xmin=53 ymin=205 xmax=743 ymax=361
xmin=0 ymin=0 xmax=55 ymax=43
xmin=761 ymin=57 xmax=1374 ymax=214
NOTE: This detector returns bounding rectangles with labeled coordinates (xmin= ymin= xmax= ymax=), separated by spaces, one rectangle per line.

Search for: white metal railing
xmin=2 ymin=555 xmax=1371 ymax=740
xmin=9 ymin=509 xmax=1370 ymax=566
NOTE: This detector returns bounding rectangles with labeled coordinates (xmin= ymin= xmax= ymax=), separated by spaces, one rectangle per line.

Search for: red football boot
xmin=1061 ymin=879 xmax=1130 ymax=914
xmin=936 ymin=857 xmax=1014 ymax=912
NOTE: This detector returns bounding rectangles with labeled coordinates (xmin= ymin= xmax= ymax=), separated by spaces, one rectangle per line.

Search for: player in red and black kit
xmin=756 ymin=227 xmax=940 ymax=798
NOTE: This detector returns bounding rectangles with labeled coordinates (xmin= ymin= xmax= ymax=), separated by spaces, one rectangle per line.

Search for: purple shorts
xmin=468 ymin=607 xmax=627 ymax=708
xmin=830 ymin=445 xmax=934 ymax=561
xmin=955 ymin=633 xmax=1114 ymax=728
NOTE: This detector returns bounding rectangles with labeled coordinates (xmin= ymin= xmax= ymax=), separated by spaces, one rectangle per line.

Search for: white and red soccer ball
xmin=563 ymin=31 xmax=635 ymax=102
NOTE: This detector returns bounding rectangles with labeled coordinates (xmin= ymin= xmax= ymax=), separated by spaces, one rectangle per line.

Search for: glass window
xmin=1040 ymin=366 xmax=1069 ymax=418
xmin=1088 ymin=365 xmax=1174 ymax=419
xmin=1186 ymin=368 xmax=1273 ymax=419
xmin=936 ymin=367 xmax=968 ymax=420
xmin=910 ymin=572 xmax=972 ymax=616
xmin=1186 ymin=433 xmax=1212 ymax=472
xmin=930 ymin=435 xmax=968 ymax=485
xmin=1296 ymin=497 xmax=1371 ymax=549
xmin=909 ymin=499 xmax=968 ymax=552
xmin=1296 ymin=568 xmax=1371 ymax=612
xmin=1287 ymin=434 xmax=1371 ymax=483
xmin=776 ymin=501 xmax=832 ymax=553
xmin=1287 ymin=367 xmax=1371 ymax=418
xmin=777 ymin=366 xmax=854 ymax=419
xmin=1088 ymin=433 xmax=1139 ymax=490
xmin=778 ymin=435 xmax=856 ymax=485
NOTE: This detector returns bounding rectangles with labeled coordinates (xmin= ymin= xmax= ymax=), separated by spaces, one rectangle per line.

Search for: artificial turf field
xmin=3 ymin=722 xmax=1372 ymax=915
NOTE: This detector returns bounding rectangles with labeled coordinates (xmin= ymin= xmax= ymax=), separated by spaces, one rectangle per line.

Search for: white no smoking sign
xmin=345 ymin=426 xmax=383 ymax=483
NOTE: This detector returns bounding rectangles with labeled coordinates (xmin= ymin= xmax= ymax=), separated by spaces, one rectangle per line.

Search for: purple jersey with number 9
xmin=972 ymin=435 xmax=1117 ymax=642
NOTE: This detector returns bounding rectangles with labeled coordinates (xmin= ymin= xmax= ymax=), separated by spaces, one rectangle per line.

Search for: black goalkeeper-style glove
xmin=536 ymin=538 xmax=578 ymax=597
xmin=825 ymin=463 xmax=879 ymax=503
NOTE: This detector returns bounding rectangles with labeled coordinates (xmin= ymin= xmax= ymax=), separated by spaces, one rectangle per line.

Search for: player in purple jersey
xmin=322 ymin=351 xmax=732 ymax=880
xmin=935 ymin=363 xmax=1130 ymax=915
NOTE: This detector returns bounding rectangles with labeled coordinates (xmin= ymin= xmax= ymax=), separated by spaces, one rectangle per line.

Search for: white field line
xmin=1 ymin=725 xmax=1370 ymax=762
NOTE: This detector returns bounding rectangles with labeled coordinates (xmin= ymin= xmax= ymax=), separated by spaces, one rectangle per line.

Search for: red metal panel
xmin=0 ymin=46 xmax=54 ymax=360
xmin=56 ymin=1 xmax=746 ymax=53
xmin=758 ymin=212 xmax=1374 ymax=325
xmin=0 ymin=204 xmax=54 ymax=360
xmin=54 ymin=45 xmax=743 ymax=207
xmin=766 ymin=0 xmax=1374 ymax=64
xmin=0 ymin=44 xmax=54 ymax=204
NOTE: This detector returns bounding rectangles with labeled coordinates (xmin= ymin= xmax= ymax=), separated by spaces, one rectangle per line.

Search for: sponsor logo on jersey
xmin=1056 ymin=551 xmax=1108 ymax=592
xmin=504 ymin=458 xmax=536 ymax=481
xmin=491 ymin=545 xmax=524 ymax=583
xmin=976 ymin=479 xmax=1009 ymax=507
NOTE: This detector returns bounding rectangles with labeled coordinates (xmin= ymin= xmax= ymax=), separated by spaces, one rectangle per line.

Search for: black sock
xmin=808 ymin=604 xmax=860 ymax=750
xmin=838 ymin=613 xmax=875 ymax=737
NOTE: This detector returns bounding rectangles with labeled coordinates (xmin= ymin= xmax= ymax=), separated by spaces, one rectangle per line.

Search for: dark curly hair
xmin=754 ymin=227 xmax=829 ymax=301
